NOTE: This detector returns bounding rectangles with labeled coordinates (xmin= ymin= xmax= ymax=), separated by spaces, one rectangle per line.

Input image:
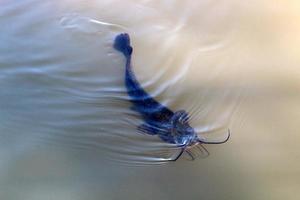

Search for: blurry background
xmin=0 ymin=0 xmax=299 ymax=199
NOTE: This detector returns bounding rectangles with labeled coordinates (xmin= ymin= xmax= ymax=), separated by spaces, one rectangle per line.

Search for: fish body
xmin=113 ymin=33 xmax=229 ymax=160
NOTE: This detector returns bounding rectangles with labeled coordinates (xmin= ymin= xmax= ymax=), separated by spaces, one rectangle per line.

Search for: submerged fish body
xmin=113 ymin=33 xmax=229 ymax=160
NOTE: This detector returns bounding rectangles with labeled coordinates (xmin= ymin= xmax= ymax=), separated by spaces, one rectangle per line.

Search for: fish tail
xmin=113 ymin=33 xmax=133 ymax=58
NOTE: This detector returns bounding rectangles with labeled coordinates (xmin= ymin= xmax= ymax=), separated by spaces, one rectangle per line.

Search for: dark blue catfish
xmin=113 ymin=33 xmax=230 ymax=161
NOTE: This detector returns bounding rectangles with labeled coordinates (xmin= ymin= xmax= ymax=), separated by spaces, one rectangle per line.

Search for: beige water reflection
xmin=0 ymin=0 xmax=300 ymax=200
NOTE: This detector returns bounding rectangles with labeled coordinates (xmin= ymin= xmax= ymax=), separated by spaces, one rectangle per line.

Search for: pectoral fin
xmin=137 ymin=123 xmax=158 ymax=135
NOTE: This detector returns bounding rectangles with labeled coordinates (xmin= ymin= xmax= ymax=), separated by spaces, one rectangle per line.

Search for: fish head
xmin=170 ymin=110 xmax=198 ymax=145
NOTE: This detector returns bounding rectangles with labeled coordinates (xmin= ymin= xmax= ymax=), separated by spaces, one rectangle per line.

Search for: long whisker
xmin=197 ymin=129 xmax=230 ymax=144
xmin=170 ymin=147 xmax=185 ymax=161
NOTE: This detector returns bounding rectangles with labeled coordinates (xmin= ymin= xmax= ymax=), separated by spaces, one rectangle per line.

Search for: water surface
xmin=0 ymin=0 xmax=300 ymax=200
